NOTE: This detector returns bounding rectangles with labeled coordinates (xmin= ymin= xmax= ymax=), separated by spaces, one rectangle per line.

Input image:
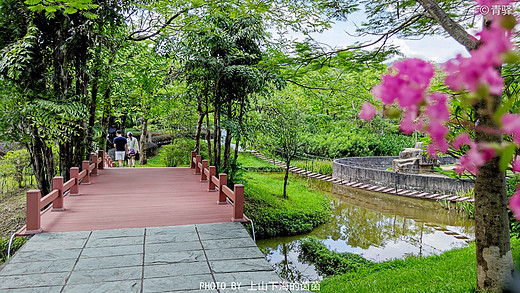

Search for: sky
xmin=309 ymin=20 xmax=471 ymax=63
xmin=281 ymin=8 xmax=476 ymax=64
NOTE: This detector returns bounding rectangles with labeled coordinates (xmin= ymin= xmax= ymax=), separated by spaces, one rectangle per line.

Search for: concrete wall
xmin=333 ymin=157 xmax=474 ymax=195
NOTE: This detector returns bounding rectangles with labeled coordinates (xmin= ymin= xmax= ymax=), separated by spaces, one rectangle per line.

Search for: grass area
xmin=313 ymin=237 xmax=520 ymax=293
xmin=242 ymin=172 xmax=331 ymax=238
xmin=238 ymin=153 xmax=283 ymax=172
xmin=292 ymin=159 xmax=333 ymax=176
xmin=0 ymin=188 xmax=31 ymax=265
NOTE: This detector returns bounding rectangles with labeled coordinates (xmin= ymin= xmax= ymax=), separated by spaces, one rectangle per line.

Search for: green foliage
xmin=242 ymin=172 xmax=330 ymax=238
xmin=24 ymin=0 xmax=99 ymax=19
xmin=2 ymin=149 xmax=30 ymax=188
xmin=299 ymin=236 xmax=372 ymax=276
xmin=0 ymin=236 xmax=26 ymax=264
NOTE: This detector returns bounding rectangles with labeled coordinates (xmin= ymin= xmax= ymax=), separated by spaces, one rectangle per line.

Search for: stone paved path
xmin=0 ymin=223 xmax=300 ymax=293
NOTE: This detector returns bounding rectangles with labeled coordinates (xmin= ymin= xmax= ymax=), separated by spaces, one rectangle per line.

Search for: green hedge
xmin=242 ymin=172 xmax=330 ymax=238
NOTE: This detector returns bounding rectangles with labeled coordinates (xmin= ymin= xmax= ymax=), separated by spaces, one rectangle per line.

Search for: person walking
xmin=113 ymin=130 xmax=127 ymax=167
xmin=126 ymin=132 xmax=140 ymax=167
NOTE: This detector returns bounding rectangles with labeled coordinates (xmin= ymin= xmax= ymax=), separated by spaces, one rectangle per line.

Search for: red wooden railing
xmin=191 ymin=151 xmax=246 ymax=222
xmin=23 ymin=150 xmax=107 ymax=235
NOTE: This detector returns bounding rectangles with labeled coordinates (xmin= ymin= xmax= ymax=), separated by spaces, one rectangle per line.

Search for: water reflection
xmin=257 ymin=177 xmax=475 ymax=283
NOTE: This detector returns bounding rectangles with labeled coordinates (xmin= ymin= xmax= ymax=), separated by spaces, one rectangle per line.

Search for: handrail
xmin=190 ymin=151 xmax=246 ymax=222
xmin=40 ymin=190 xmax=59 ymax=208
xmin=23 ymin=151 xmax=105 ymax=235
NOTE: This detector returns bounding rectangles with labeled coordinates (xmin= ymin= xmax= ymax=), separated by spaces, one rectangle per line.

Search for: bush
xmin=299 ymin=236 xmax=372 ymax=276
xmin=0 ymin=236 xmax=26 ymax=264
xmin=159 ymin=138 xmax=208 ymax=167
xmin=243 ymin=172 xmax=331 ymax=238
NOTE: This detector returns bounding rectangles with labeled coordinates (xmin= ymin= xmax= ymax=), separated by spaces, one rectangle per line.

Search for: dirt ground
xmin=0 ymin=190 xmax=27 ymax=238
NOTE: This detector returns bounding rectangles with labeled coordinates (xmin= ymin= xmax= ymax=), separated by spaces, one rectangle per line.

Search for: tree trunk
xmin=100 ymin=85 xmax=111 ymax=152
xmin=283 ymin=157 xmax=291 ymax=199
xmin=139 ymin=114 xmax=148 ymax=165
xmin=474 ymin=93 xmax=513 ymax=291
xmin=195 ymin=102 xmax=204 ymax=154
xmin=206 ymin=97 xmax=212 ymax=165
xmin=223 ymin=99 xmax=233 ymax=171
xmin=234 ymin=98 xmax=246 ymax=161
xmin=26 ymin=128 xmax=54 ymax=195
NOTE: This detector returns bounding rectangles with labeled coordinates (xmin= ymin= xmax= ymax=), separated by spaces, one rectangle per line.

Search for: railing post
xmin=195 ymin=155 xmax=202 ymax=175
xmin=98 ymin=150 xmax=104 ymax=170
xmin=190 ymin=151 xmax=196 ymax=169
xmin=26 ymin=190 xmax=42 ymax=234
xmin=92 ymin=154 xmax=98 ymax=175
xmin=200 ymin=160 xmax=208 ymax=181
xmin=217 ymin=173 xmax=227 ymax=204
xmin=82 ymin=160 xmax=91 ymax=185
xmin=52 ymin=177 xmax=64 ymax=211
xmin=70 ymin=167 xmax=80 ymax=196
xmin=208 ymin=166 xmax=216 ymax=191
xmin=232 ymin=184 xmax=245 ymax=222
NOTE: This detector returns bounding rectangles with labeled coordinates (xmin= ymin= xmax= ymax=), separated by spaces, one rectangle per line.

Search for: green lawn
xmin=316 ymin=237 xmax=520 ymax=293
xmin=238 ymin=153 xmax=283 ymax=172
xmin=242 ymin=172 xmax=331 ymax=238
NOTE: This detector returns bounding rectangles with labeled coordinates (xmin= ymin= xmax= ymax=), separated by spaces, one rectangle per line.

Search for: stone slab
xmin=81 ymin=244 xmax=143 ymax=258
xmin=144 ymin=261 xmax=210 ymax=278
xmin=205 ymin=247 xmax=264 ymax=261
xmin=90 ymin=228 xmax=144 ymax=239
xmin=0 ymin=259 xmax=76 ymax=276
xmin=75 ymin=254 xmax=143 ymax=271
xmin=67 ymin=266 xmax=142 ymax=285
xmin=86 ymin=236 xmax=144 ymax=248
xmin=143 ymin=274 xmax=214 ymax=292
xmin=209 ymin=258 xmax=273 ymax=273
xmin=145 ymin=241 xmax=202 ymax=253
xmin=62 ymin=280 xmax=141 ymax=293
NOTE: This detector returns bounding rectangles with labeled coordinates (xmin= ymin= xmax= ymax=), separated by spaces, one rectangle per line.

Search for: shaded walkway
xmin=25 ymin=167 xmax=235 ymax=233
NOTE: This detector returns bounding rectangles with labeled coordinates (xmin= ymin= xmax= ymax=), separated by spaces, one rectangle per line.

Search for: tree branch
xmin=127 ymin=8 xmax=191 ymax=41
xmin=286 ymin=79 xmax=349 ymax=92
xmin=416 ymin=0 xmax=479 ymax=51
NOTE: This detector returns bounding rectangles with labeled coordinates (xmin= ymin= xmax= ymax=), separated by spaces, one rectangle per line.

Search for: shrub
xmin=299 ymin=236 xmax=372 ymax=276
xmin=0 ymin=236 xmax=26 ymax=264
xmin=243 ymin=172 xmax=331 ymax=238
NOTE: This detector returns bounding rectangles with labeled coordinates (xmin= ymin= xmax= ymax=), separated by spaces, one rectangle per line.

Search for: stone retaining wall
xmin=333 ymin=157 xmax=474 ymax=195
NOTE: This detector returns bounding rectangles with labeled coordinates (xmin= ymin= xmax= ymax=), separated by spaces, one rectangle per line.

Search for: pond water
xmin=256 ymin=176 xmax=475 ymax=283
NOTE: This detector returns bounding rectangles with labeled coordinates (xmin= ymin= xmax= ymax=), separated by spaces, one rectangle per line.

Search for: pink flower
xmin=509 ymin=188 xmax=520 ymax=221
xmin=400 ymin=110 xmax=423 ymax=134
xmin=501 ymin=114 xmax=520 ymax=145
xmin=425 ymin=93 xmax=450 ymax=122
xmin=393 ymin=58 xmax=435 ymax=86
xmin=427 ymin=144 xmax=438 ymax=157
xmin=359 ymin=102 xmax=377 ymax=121
xmin=513 ymin=157 xmax=520 ymax=173
xmin=453 ymin=133 xmax=473 ymax=149
xmin=427 ymin=120 xmax=449 ymax=153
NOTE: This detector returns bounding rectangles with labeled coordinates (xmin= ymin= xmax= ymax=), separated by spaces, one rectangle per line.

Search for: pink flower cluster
xmin=358 ymin=0 xmax=520 ymax=219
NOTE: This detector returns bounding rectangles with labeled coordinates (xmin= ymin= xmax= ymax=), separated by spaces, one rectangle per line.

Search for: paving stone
xmin=0 ymin=272 xmax=69 ymax=289
xmin=195 ymin=222 xmax=244 ymax=232
xmin=145 ymin=231 xmax=199 ymax=244
xmin=85 ymin=236 xmax=144 ymax=248
xmin=197 ymin=228 xmax=251 ymax=240
xmin=90 ymin=228 xmax=144 ymax=239
xmin=75 ymin=254 xmax=143 ymax=271
xmin=0 ymin=286 xmax=63 ymax=293
xmin=144 ymin=261 xmax=210 ymax=278
xmin=0 ymin=259 xmax=76 ymax=276
xmin=146 ymin=225 xmax=196 ymax=235
xmin=67 ymin=266 xmax=142 ymax=284
xmin=143 ymin=274 xmax=213 ymax=292
xmin=62 ymin=280 xmax=141 ymax=293
xmin=81 ymin=244 xmax=143 ymax=258
xmin=209 ymin=258 xmax=273 ymax=273
xmin=8 ymin=249 xmax=82 ymax=263
xmin=145 ymin=250 xmax=205 ymax=265
xmin=213 ymin=271 xmax=283 ymax=286
xmin=205 ymin=247 xmax=264 ymax=261
xmin=145 ymin=241 xmax=202 ymax=253
xmin=20 ymin=238 xmax=87 ymax=251
xmin=28 ymin=231 xmax=90 ymax=242
xmin=201 ymin=237 xmax=256 ymax=250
